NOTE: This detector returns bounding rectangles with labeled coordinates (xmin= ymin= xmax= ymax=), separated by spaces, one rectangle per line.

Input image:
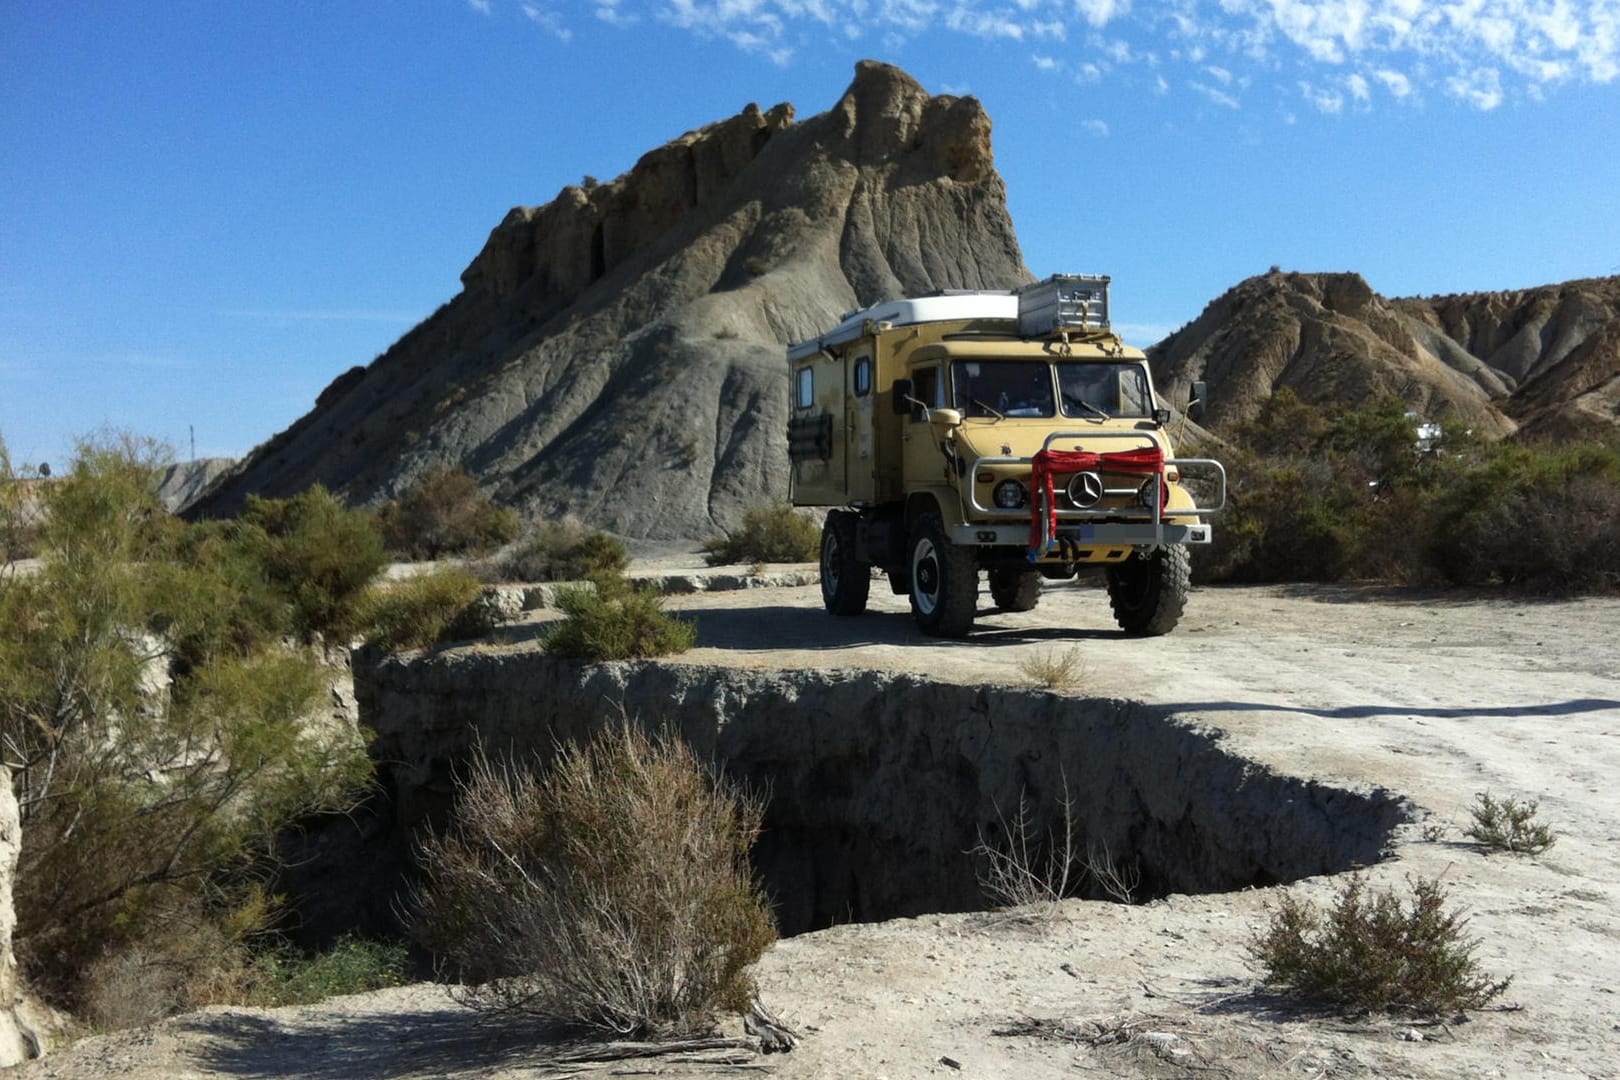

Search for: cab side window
xmin=911 ymin=366 xmax=941 ymax=421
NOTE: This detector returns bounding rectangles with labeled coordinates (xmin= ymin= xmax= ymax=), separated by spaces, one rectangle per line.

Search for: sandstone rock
xmin=0 ymin=768 xmax=44 ymax=1066
xmin=190 ymin=62 xmax=1031 ymax=541
xmin=1149 ymin=270 xmax=1519 ymax=437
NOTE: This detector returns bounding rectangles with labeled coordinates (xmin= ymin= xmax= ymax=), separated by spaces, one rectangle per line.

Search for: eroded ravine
xmin=283 ymin=650 xmax=1411 ymax=940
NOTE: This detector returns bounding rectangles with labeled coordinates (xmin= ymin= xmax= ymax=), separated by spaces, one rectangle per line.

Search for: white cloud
xmin=1446 ymin=64 xmax=1503 ymax=108
xmin=1076 ymin=60 xmax=1104 ymax=81
xmin=596 ymin=1 xmax=639 ymax=26
xmin=521 ymin=2 xmax=573 ymax=39
xmin=1373 ymin=66 xmax=1413 ymax=98
xmin=550 ymin=1 xmax=1618 ymax=110
xmin=1033 ymin=53 xmax=1060 ymax=70
xmin=1082 ymin=117 xmax=1110 ymax=135
xmin=1075 ymin=0 xmax=1130 ymax=29
xmin=1189 ymin=79 xmax=1241 ymax=107
xmin=1299 ymin=80 xmax=1345 ymax=112
xmin=466 ymin=0 xmax=493 ymax=13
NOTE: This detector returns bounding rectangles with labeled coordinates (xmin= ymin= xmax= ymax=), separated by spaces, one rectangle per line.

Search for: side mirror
xmin=929 ymin=408 xmax=963 ymax=428
xmin=891 ymin=378 xmax=913 ymax=415
xmin=1188 ymin=380 xmax=1208 ymax=424
xmin=1152 ymin=407 xmax=1172 ymax=427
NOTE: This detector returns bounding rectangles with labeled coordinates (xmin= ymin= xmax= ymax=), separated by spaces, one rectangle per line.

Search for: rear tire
xmin=988 ymin=568 xmax=1042 ymax=612
xmin=820 ymin=510 xmax=870 ymax=616
xmin=908 ymin=513 xmax=978 ymax=638
xmin=1106 ymin=546 xmax=1190 ymax=636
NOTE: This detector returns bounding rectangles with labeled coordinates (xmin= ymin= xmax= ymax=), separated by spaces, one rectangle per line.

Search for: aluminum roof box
xmin=1016 ymin=274 xmax=1111 ymax=336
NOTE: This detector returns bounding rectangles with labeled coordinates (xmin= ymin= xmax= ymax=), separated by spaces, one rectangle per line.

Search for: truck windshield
xmin=951 ymin=360 xmax=1055 ymax=418
xmin=1056 ymin=362 xmax=1153 ymax=419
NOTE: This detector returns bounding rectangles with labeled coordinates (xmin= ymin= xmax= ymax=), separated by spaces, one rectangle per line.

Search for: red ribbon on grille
xmin=1028 ymin=446 xmax=1165 ymax=556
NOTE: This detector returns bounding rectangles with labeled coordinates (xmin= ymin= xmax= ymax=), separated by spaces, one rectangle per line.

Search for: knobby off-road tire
xmin=820 ymin=510 xmax=870 ymax=616
xmin=988 ymin=568 xmax=1042 ymax=612
xmin=908 ymin=513 xmax=978 ymax=638
xmin=1106 ymin=545 xmax=1190 ymax=636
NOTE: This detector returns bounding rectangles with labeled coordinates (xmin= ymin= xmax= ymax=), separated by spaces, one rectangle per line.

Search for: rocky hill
xmin=1395 ymin=277 xmax=1620 ymax=438
xmin=1150 ymin=269 xmax=1620 ymax=439
xmin=191 ymin=61 xmax=1031 ymax=540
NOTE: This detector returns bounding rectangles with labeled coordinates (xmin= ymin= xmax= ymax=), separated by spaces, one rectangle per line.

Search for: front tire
xmin=988 ymin=568 xmax=1042 ymax=612
xmin=1106 ymin=545 xmax=1190 ymax=636
xmin=908 ymin=513 xmax=978 ymax=638
xmin=820 ymin=510 xmax=870 ymax=616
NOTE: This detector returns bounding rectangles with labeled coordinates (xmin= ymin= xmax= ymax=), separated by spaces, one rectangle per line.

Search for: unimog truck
xmin=786 ymin=274 xmax=1225 ymax=638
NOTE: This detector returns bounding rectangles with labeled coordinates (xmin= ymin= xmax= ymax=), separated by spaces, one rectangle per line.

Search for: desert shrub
xmin=1250 ymin=875 xmax=1511 ymax=1014
xmin=496 ymin=516 xmax=628 ymax=582
xmin=1205 ymin=394 xmax=1620 ymax=594
xmin=1424 ymin=440 xmax=1620 ymax=594
xmin=82 ymin=923 xmax=408 ymax=1029
xmin=362 ymin=567 xmax=488 ymax=650
xmin=974 ymin=783 xmax=1140 ymax=910
xmin=241 ymin=933 xmax=410 ymax=1007
xmin=377 ymin=465 xmax=520 ymax=560
xmin=411 ymin=726 xmax=776 ymax=1035
xmin=1465 ymin=791 xmax=1557 ymax=855
xmin=544 ymin=574 xmax=695 ymax=661
xmin=975 ymin=789 xmax=1080 ymax=911
xmin=1 ymin=436 xmax=373 ymax=1013
xmin=236 ymin=484 xmax=389 ymax=642
xmin=1016 ymin=646 xmax=1087 ymax=690
xmin=701 ymin=500 xmax=819 ymax=566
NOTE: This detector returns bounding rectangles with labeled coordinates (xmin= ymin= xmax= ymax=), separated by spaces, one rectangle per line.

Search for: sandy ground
xmin=20 ymin=569 xmax=1620 ymax=1080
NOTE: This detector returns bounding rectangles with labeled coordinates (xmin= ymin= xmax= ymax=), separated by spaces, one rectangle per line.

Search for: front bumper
xmin=950 ymin=522 xmax=1212 ymax=548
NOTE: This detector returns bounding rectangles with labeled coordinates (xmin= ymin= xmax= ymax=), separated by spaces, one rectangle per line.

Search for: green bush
xmin=497 ymin=516 xmax=628 ymax=582
xmin=377 ymin=465 xmax=520 ymax=560
xmin=237 ymin=484 xmax=389 ymax=642
xmin=1204 ymin=393 xmax=1620 ymax=594
xmin=1465 ymin=791 xmax=1557 ymax=855
xmin=362 ymin=567 xmax=489 ymax=650
xmin=1 ymin=438 xmax=373 ymax=1014
xmin=702 ymin=500 xmax=819 ymax=566
xmin=543 ymin=574 xmax=696 ymax=661
xmin=1250 ymin=875 xmax=1510 ymax=1014
xmin=243 ymin=933 xmax=410 ymax=1007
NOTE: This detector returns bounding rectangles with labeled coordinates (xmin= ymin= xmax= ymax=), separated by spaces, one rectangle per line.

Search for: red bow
xmin=1028 ymin=446 xmax=1165 ymax=554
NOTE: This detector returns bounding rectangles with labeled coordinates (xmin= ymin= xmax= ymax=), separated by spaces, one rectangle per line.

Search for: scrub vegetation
xmin=1203 ymin=390 xmax=1620 ymax=594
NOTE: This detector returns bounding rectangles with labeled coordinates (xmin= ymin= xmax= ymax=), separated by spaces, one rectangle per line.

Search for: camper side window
xmin=853 ymin=357 xmax=872 ymax=397
xmin=795 ymin=367 xmax=814 ymax=409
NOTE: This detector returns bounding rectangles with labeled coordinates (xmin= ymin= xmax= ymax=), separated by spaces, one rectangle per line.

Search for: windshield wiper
xmin=971 ymin=398 xmax=1006 ymax=422
xmin=1067 ymin=397 xmax=1109 ymax=421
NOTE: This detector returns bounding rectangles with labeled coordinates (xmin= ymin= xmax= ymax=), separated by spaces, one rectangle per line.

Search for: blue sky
xmin=4 ymin=1 xmax=1617 ymax=470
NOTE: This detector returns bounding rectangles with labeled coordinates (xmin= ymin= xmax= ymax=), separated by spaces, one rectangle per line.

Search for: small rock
xmin=1398 ymin=1029 xmax=1424 ymax=1042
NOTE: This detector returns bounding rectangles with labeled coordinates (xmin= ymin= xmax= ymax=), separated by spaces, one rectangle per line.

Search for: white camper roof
xmin=786 ymin=292 xmax=1017 ymax=361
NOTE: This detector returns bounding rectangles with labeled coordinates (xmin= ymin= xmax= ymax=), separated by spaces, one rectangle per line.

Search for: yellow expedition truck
xmin=787 ymin=274 xmax=1225 ymax=638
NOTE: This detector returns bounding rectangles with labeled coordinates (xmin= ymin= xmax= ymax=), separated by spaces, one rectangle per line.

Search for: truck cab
xmin=787 ymin=275 xmax=1224 ymax=638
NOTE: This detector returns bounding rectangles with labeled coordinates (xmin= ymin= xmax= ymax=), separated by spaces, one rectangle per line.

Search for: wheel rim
xmin=912 ymin=538 xmax=940 ymax=615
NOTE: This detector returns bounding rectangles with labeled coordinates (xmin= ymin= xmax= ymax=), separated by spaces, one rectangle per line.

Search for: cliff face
xmin=192 ymin=61 xmax=1031 ymax=540
xmin=1394 ymin=278 xmax=1620 ymax=438
xmin=1150 ymin=270 xmax=1620 ymax=439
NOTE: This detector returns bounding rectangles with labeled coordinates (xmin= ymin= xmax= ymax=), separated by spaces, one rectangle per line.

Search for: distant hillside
xmin=1394 ymin=278 xmax=1620 ymax=438
xmin=191 ymin=61 xmax=1031 ymax=540
xmin=1149 ymin=270 xmax=1620 ymax=440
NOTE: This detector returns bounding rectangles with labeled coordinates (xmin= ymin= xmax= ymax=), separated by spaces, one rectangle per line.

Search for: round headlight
xmin=993 ymin=479 xmax=1027 ymax=509
xmin=1137 ymin=477 xmax=1164 ymax=509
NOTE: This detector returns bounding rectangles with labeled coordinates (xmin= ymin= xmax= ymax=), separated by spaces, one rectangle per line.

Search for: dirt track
xmin=21 ymin=577 xmax=1620 ymax=1079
